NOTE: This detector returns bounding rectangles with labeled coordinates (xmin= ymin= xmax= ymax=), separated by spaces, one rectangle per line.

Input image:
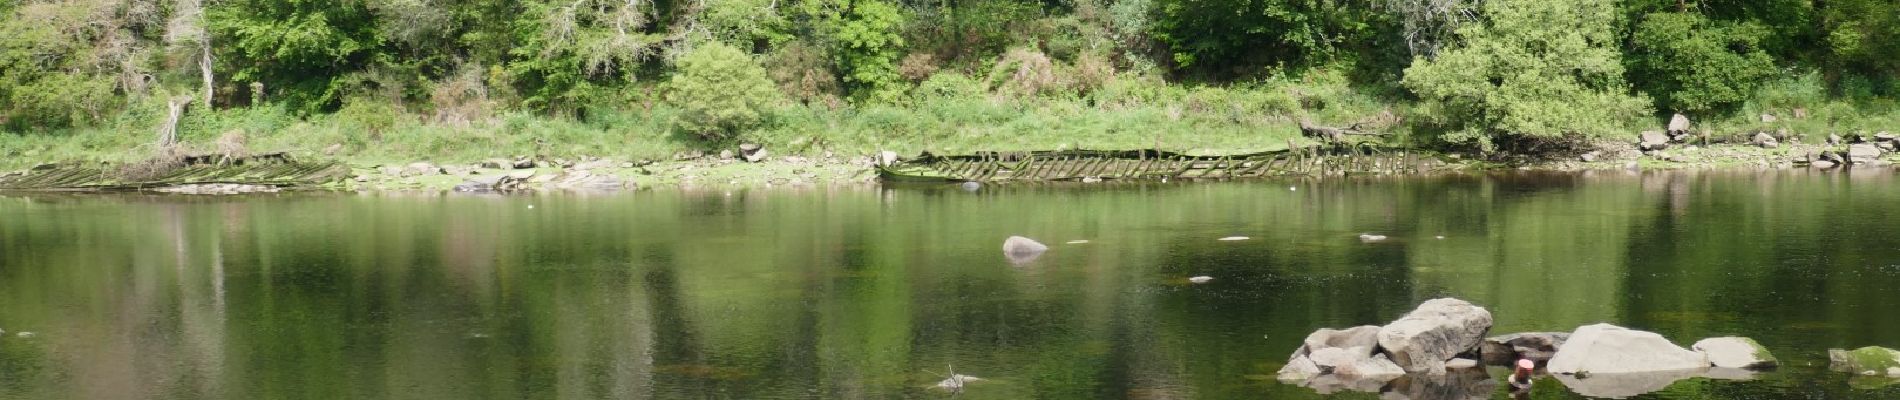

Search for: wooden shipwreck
xmin=0 ymin=153 xmax=348 ymax=192
xmin=878 ymin=146 xmax=1448 ymax=183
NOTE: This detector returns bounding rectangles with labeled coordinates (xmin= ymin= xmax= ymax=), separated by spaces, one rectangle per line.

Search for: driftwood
xmin=1300 ymin=118 xmax=1390 ymax=143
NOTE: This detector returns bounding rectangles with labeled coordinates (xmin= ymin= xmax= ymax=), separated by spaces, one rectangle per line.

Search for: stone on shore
xmin=1848 ymin=143 xmax=1883 ymax=163
xmin=1752 ymin=132 xmax=1779 ymax=149
xmin=1639 ymin=130 xmax=1671 ymax=150
xmin=1377 ymin=298 xmax=1494 ymax=374
xmin=1481 ymin=332 xmax=1569 ymax=364
xmin=1668 ymin=114 xmax=1691 ymax=134
xmin=1546 ymin=323 xmax=1709 ymax=375
xmin=1828 ymin=346 xmax=1900 ymax=377
xmin=1693 ymin=337 xmax=1777 ymax=370
xmin=1002 ymin=236 xmax=1048 ymax=263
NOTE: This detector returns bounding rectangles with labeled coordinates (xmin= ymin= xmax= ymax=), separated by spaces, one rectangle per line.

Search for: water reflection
xmin=2 ymin=171 xmax=1900 ymax=399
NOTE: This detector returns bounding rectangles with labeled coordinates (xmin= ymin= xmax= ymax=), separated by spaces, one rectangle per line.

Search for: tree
xmin=1150 ymin=0 xmax=1384 ymax=78
xmin=1403 ymin=0 xmax=1651 ymax=151
xmin=209 ymin=0 xmax=382 ymax=113
xmin=1626 ymin=12 xmax=1777 ymax=114
xmin=663 ymin=42 xmax=782 ymax=140
xmin=832 ymin=0 xmax=906 ymax=103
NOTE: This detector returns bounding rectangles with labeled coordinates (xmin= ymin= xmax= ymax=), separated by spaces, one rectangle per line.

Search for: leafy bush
xmin=833 ymin=0 xmax=907 ymax=103
xmin=664 ymin=42 xmax=783 ymax=140
xmin=1627 ymin=13 xmax=1778 ymax=114
xmin=1403 ymin=0 xmax=1651 ymax=151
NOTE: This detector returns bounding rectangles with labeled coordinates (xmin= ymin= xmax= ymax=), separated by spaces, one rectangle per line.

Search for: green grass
xmin=2 ymin=73 xmax=1405 ymax=170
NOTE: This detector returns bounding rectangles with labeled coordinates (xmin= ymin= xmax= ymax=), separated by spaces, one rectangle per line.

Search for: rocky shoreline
xmin=1277 ymin=298 xmax=1900 ymax=398
xmin=9 ymin=134 xmax=1900 ymax=195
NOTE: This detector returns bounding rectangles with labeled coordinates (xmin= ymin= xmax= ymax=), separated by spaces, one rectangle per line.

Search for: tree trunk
xmin=160 ymin=98 xmax=189 ymax=148
xmin=200 ymin=25 xmax=214 ymax=109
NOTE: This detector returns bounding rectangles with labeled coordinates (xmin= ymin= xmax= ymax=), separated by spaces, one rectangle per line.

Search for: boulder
xmin=878 ymin=151 xmax=900 ymax=166
xmin=512 ymin=158 xmax=537 ymax=169
xmin=1377 ymin=298 xmax=1494 ymax=374
xmin=1828 ymin=346 xmax=1900 ymax=377
xmin=743 ymin=149 xmax=770 ymax=163
xmin=1481 ymin=332 xmax=1569 ymax=364
xmin=404 ymin=162 xmax=440 ymax=177
xmin=1579 ymin=151 xmax=1600 ymax=163
xmin=1829 ymin=134 xmax=1844 ymax=145
xmin=718 ymin=149 xmax=736 ymax=160
xmin=1752 ymin=132 xmax=1779 ymax=149
xmin=1002 ymin=236 xmax=1048 ymax=263
xmin=1638 ymin=131 xmax=1671 ymax=150
xmin=1309 ymin=347 xmax=1407 ymax=377
xmin=1849 ymin=143 xmax=1883 ymax=162
xmin=1545 ymin=323 xmax=1709 ymax=375
xmin=1296 ymin=326 xmax=1383 ymax=359
xmin=1693 ymin=337 xmax=1777 ymax=370
xmin=1878 ymin=132 xmax=1897 ymax=142
xmin=480 ymin=158 xmax=511 ymax=169
xmin=1668 ymin=114 xmax=1691 ymax=134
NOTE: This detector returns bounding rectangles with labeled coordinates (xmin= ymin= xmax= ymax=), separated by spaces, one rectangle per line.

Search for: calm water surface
xmin=4 ymin=170 xmax=1900 ymax=399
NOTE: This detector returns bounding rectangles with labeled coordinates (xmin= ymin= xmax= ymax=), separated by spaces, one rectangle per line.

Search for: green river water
xmin=3 ymin=170 xmax=1900 ymax=399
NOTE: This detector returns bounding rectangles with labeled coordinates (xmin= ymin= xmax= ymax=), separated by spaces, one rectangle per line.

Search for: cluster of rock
xmin=1278 ymin=298 xmax=1782 ymax=399
xmin=1791 ymin=133 xmax=1897 ymax=169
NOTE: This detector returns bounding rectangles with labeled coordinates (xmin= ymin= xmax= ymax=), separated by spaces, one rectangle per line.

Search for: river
xmin=3 ymin=170 xmax=1899 ymax=399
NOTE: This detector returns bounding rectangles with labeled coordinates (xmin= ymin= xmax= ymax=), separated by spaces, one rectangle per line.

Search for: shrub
xmin=986 ymin=47 xmax=1060 ymax=97
xmin=1403 ymin=0 xmax=1651 ymax=151
xmin=1627 ymin=13 xmax=1778 ymax=115
xmin=663 ymin=42 xmax=783 ymax=140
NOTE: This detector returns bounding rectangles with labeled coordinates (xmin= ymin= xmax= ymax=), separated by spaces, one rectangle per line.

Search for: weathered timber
xmin=878 ymin=147 xmax=1444 ymax=183
xmin=0 ymin=153 xmax=347 ymax=191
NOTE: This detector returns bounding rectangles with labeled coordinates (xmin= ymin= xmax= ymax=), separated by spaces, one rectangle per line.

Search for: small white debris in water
xmin=1218 ymin=236 xmax=1250 ymax=241
xmin=1435 ymin=235 xmax=1445 ymax=239
xmin=468 ymin=333 xmax=491 ymax=339
xmin=936 ymin=374 xmax=982 ymax=390
xmin=1358 ymin=234 xmax=1388 ymax=242
xmin=1188 ymin=276 xmax=1214 ymax=284
xmin=1289 ymin=186 xmax=1297 ymax=191
xmin=527 ymin=205 xmax=535 ymax=209
xmin=1066 ymin=240 xmax=1090 ymax=244
xmin=16 ymin=332 xmax=34 ymax=338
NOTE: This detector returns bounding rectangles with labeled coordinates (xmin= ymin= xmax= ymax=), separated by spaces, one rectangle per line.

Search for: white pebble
xmin=1066 ymin=240 xmax=1090 ymax=244
xmin=1188 ymin=276 xmax=1214 ymax=284
xmin=1218 ymin=236 xmax=1250 ymax=241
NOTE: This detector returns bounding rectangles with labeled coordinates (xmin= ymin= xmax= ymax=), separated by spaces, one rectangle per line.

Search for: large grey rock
xmin=1546 ymin=323 xmax=1709 ymax=375
xmin=1668 ymin=114 xmax=1691 ymax=133
xmin=1828 ymin=346 xmax=1900 ymax=377
xmin=1300 ymin=326 xmax=1383 ymax=358
xmin=1481 ymin=332 xmax=1569 ymax=364
xmin=1279 ymin=325 xmax=1405 ymax=391
xmin=1849 ymin=143 xmax=1883 ymax=162
xmin=1693 ymin=337 xmax=1777 ymax=370
xmin=1002 ymin=236 xmax=1048 ymax=263
xmin=1752 ymin=132 xmax=1779 ymax=149
xmin=1639 ymin=131 xmax=1671 ymax=150
xmin=1378 ymin=298 xmax=1494 ymax=374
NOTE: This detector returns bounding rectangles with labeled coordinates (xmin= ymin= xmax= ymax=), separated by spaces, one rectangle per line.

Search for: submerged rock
xmin=1278 ymin=326 xmax=1383 ymax=381
xmin=1378 ymin=298 xmax=1494 ymax=374
xmin=1481 ymin=332 xmax=1569 ymax=364
xmin=1002 ymin=236 xmax=1048 ymax=263
xmin=1555 ymin=368 xmax=1705 ymax=399
xmin=1693 ymin=337 xmax=1777 ymax=370
xmin=1546 ymin=324 xmax=1709 ymax=374
xmin=1382 ymin=367 xmax=1495 ymax=400
xmin=1829 ymin=346 xmax=1900 ymax=377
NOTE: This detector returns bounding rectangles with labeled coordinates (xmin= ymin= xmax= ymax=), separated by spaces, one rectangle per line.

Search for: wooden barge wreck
xmin=877 ymin=146 xmax=1450 ymax=183
xmin=0 ymin=153 xmax=348 ymax=192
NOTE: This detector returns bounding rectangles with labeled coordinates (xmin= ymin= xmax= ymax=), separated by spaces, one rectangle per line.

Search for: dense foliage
xmin=2 ymin=0 xmax=1899 ymax=153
